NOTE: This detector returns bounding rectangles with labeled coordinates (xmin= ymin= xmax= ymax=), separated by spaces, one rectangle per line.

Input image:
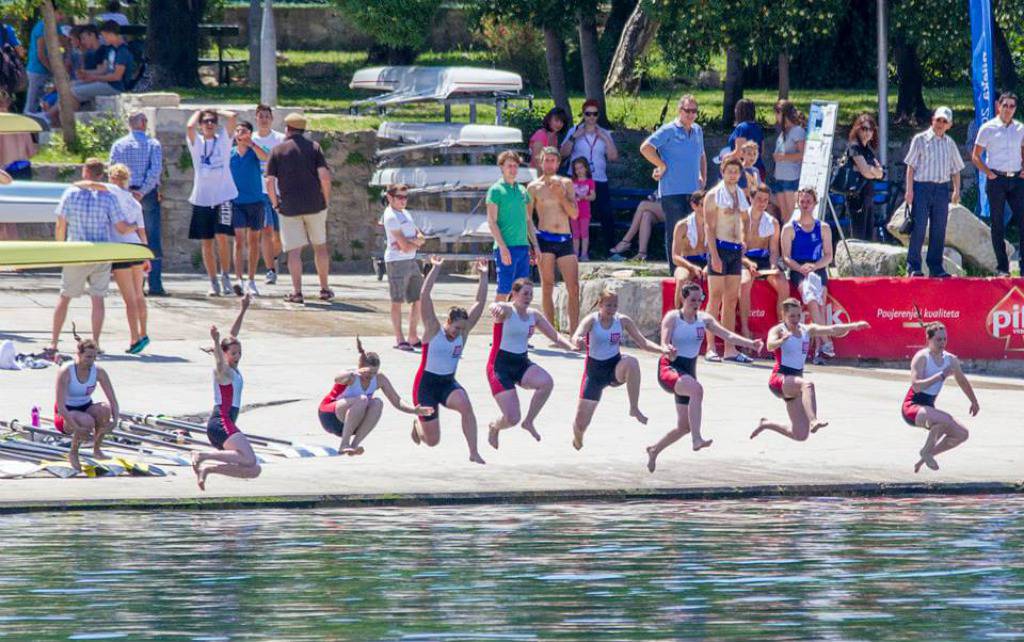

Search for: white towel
xmin=799 ymin=272 xmax=825 ymax=306
xmin=754 ymin=212 xmax=775 ymax=238
xmin=684 ymin=214 xmax=698 ymax=248
xmin=714 ymin=184 xmax=749 ymax=212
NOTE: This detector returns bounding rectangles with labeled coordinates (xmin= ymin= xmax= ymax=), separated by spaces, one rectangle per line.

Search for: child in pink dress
xmin=571 ymin=158 xmax=596 ymax=261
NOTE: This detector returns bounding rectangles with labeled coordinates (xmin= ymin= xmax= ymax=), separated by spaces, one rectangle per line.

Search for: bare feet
xmin=68 ymin=451 xmax=82 ymax=473
xmin=810 ymin=419 xmax=829 ymax=433
xmin=349 ymin=446 xmax=365 ymax=456
xmin=572 ymin=425 xmax=584 ymax=451
xmin=915 ymin=448 xmax=939 ymax=473
xmin=692 ymin=438 xmax=713 ymax=452
xmin=469 ymin=452 xmax=486 ymax=465
xmin=630 ymin=407 xmax=648 ymax=425
xmin=411 ymin=421 xmax=421 ymax=445
xmin=92 ymin=448 xmax=108 ymax=460
xmin=750 ymin=418 xmax=768 ymax=440
xmin=488 ymin=422 xmax=500 ymax=450
xmin=197 ymin=468 xmax=207 ymax=491
xmin=521 ymin=420 xmax=541 ymax=442
xmin=646 ymin=446 xmax=658 ymax=473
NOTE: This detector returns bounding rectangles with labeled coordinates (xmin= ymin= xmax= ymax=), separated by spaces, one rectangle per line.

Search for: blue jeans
xmin=661 ymin=194 xmax=692 ymax=272
xmin=140 ymin=190 xmax=164 ymax=292
xmin=493 ymin=245 xmax=531 ymax=295
xmin=907 ymin=181 xmax=950 ymax=275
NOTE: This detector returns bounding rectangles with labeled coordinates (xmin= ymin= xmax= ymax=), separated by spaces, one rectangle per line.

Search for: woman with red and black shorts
xmin=569 ymin=286 xmax=673 ymax=451
xmin=751 ymin=297 xmax=868 ymax=443
xmin=410 ymin=256 xmax=489 ymax=464
xmin=486 ymin=278 xmax=578 ymax=449
xmin=646 ymin=282 xmax=762 ymax=473
xmin=902 ymin=322 xmax=978 ymax=473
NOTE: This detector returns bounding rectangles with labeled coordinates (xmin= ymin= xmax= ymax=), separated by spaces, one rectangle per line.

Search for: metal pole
xmin=259 ymin=0 xmax=277 ymax=106
xmin=877 ymin=0 xmax=888 ymax=166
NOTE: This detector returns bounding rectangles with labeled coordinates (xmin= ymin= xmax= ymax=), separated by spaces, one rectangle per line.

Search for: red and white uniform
xmin=657 ymin=311 xmax=709 ymax=405
xmin=413 ymin=329 xmax=466 ymax=419
xmin=579 ymin=313 xmax=624 ymax=401
xmin=901 ymin=349 xmax=951 ymax=425
xmin=768 ymin=323 xmax=810 ymax=400
xmin=320 ymin=374 xmax=378 ymax=414
xmin=487 ymin=307 xmax=537 ymax=395
xmin=53 ymin=364 xmax=98 ymax=433
xmin=213 ymin=367 xmax=244 ymax=436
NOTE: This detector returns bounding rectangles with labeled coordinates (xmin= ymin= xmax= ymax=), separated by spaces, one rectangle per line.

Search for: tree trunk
xmin=722 ymin=45 xmax=744 ymax=127
xmin=603 ymin=2 xmax=659 ymax=96
xmin=992 ymin=16 xmax=1019 ymax=94
xmin=147 ymin=0 xmax=204 ymax=88
xmin=41 ymin=0 xmax=76 ymax=147
xmin=893 ymin=41 xmax=929 ymax=123
xmin=259 ymin=0 xmax=277 ymax=105
xmin=247 ymin=0 xmax=261 ymax=86
xmin=597 ymin=0 xmax=637 ymax=69
xmin=543 ymin=27 xmax=571 ymax=116
xmin=576 ymin=7 xmax=607 ymax=124
xmin=777 ymin=50 xmax=790 ymax=99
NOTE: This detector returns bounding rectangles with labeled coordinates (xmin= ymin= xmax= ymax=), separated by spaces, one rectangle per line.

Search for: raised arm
xmin=221 ymin=110 xmax=238 ymax=135
xmin=209 ymin=325 xmax=229 ymax=379
xmin=420 ymin=255 xmax=443 ymax=338
xmin=229 ymin=294 xmax=251 ymax=339
xmin=622 ymin=315 xmax=672 ymax=355
xmin=378 ymin=374 xmax=430 ymax=416
xmin=533 ymin=313 xmax=577 ymax=351
xmin=186 ymin=110 xmax=200 ymax=145
xmin=950 ymin=356 xmax=979 ymax=416
xmin=465 ymin=259 xmax=490 ymax=333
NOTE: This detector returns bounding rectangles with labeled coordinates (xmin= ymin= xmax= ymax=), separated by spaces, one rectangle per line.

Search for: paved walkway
xmin=1 ymin=271 xmax=1022 ymax=510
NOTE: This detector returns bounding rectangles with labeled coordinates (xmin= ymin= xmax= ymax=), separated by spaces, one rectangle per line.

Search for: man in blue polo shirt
xmin=640 ymin=94 xmax=707 ymax=271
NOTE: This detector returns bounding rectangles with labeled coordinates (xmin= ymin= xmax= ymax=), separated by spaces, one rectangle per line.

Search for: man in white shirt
xmin=381 ymin=183 xmax=426 ymax=351
xmin=971 ymin=92 xmax=1024 ymax=276
xmin=252 ymin=103 xmax=286 ymax=284
xmin=186 ymin=108 xmax=238 ymax=296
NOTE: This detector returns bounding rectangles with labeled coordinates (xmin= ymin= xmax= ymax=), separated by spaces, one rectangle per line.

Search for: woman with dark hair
xmin=725 ymin=98 xmax=765 ymax=180
xmin=771 ymin=99 xmax=806 ymax=219
xmin=561 ymin=99 xmax=619 ymax=255
xmin=847 ymin=113 xmax=885 ymax=241
xmin=529 ymin=107 xmax=569 ymax=170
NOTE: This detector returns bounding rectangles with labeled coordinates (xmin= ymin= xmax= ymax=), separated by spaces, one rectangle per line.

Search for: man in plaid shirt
xmin=109 ymin=111 xmax=164 ymax=294
xmin=48 ymin=158 xmax=136 ymax=356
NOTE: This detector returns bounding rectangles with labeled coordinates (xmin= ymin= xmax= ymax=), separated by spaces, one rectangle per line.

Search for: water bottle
xmin=30 ymin=406 xmax=40 ymax=428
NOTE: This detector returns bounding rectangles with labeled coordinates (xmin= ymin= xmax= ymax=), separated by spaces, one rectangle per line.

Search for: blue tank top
xmin=791 ymin=219 xmax=823 ymax=263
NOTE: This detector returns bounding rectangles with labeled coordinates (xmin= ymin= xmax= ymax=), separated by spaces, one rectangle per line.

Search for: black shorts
xmin=789 ymin=266 xmax=829 ymax=288
xmin=189 ymin=203 xmax=234 ymax=240
xmin=318 ymin=410 xmax=344 ymax=437
xmin=206 ymin=406 xmax=239 ymax=450
xmin=747 ymin=253 xmax=772 ymax=271
xmin=232 ymin=201 xmax=266 ymax=230
xmin=414 ymin=371 xmax=463 ymax=422
xmin=580 ymin=353 xmax=622 ymax=401
xmin=66 ymin=401 xmax=93 ymax=413
xmin=487 ymin=349 xmax=533 ymax=394
xmin=538 ymin=234 xmax=575 ymax=259
xmin=657 ymin=355 xmax=697 ymax=405
xmin=710 ymin=243 xmax=743 ymax=276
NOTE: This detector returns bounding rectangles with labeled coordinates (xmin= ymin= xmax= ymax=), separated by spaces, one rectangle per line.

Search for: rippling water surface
xmin=1 ymin=496 xmax=1023 ymax=640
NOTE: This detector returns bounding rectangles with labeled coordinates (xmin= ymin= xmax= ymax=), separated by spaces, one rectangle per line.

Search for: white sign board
xmin=799 ymin=100 xmax=839 ymax=219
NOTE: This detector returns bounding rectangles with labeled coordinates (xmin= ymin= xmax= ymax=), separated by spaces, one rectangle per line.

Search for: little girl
xmin=571 ymin=158 xmax=596 ymax=261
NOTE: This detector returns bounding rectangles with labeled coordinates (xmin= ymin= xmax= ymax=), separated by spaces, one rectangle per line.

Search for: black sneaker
xmin=908 ymin=271 xmax=925 ymax=277
xmin=930 ymin=272 xmax=953 ymax=278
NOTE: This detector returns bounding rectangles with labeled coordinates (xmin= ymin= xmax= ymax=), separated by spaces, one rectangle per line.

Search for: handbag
xmin=829 ymin=150 xmax=865 ymax=194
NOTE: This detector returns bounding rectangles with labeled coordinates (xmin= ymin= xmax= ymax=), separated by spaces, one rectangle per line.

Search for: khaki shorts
xmin=61 ymin=263 xmax=111 ymax=298
xmin=385 ymin=258 xmax=423 ymax=303
xmin=279 ymin=209 xmax=328 ymax=252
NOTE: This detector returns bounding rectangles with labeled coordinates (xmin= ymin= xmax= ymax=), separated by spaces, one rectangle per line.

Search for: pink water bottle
xmin=30 ymin=406 xmax=40 ymax=428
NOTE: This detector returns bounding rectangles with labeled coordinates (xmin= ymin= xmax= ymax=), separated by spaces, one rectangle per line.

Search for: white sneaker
xmin=265 ymin=269 xmax=277 ymax=285
xmin=220 ymin=273 xmax=233 ymax=295
xmin=208 ymin=278 xmax=221 ymax=297
xmin=247 ymin=280 xmax=260 ymax=297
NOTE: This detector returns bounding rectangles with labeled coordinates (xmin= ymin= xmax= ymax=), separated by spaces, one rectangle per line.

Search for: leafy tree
xmin=332 ymin=0 xmax=444 ymax=65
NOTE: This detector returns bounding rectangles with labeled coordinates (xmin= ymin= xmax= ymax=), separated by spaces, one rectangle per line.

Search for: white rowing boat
xmin=395 ymin=210 xmax=491 ymax=242
xmin=370 ymin=165 xmax=536 ymax=189
xmin=351 ymin=66 xmax=523 ymax=109
xmin=377 ymin=122 xmax=522 ymax=146
xmin=0 ymin=181 xmax=70 ymax=224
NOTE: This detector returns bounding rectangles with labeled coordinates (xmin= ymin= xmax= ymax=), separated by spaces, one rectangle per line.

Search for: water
xmin=1 ymin=496 xmax=1023 ymax=640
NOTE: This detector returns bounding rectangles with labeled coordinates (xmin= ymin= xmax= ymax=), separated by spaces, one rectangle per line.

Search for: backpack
xmin=0 ymin=26 xmax=27 ymax=94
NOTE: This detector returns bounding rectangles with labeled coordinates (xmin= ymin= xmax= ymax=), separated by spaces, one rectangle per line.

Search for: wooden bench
xmin=198 ymin=24 xmax=242 ymax=86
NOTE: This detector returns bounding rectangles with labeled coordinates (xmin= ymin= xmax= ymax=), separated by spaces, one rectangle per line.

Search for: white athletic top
xmin=213 ymin=367 xmax=244 ymax=408
xmin=915 ymin=348 xmax=952 ymax=396
xmin=66 ymin=364 xmax=97 ymax=407
xmin=774 ymin=323 xmax=811 ymax=370
xmin=342 ymin=374 xmax=378 ymax=398
xmin=424 ymin=330 xmax=464 ymax=376
xmin=587 ymin=313 xmax=623 ymax=361
xmin=668 ymin=310 xmax=710 ymax=359
xmin=498 ymin=308 xmax=535 ymax=354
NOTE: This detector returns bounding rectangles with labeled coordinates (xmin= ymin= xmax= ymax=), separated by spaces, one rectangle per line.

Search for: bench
xmin=199 ymin=24 xmax=242 ymax=86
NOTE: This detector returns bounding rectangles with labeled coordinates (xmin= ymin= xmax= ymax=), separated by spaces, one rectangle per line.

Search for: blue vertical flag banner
xmin=969 ymin=0 xmax=996 ymax=219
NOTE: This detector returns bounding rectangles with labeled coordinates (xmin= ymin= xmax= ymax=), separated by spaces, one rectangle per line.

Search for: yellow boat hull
xmin=0 ymin=241 xmax=153 ymax=270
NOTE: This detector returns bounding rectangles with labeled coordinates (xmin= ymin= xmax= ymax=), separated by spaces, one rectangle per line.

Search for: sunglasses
xmin=860 ymin=126 xmax=874 ymax=132
xmin=392 ymin=194 xmax=409 ymax=200
xmin=583 ymin=111 xmax=599 ymax=116
xmin=681 ymin=108 xmax=698 ymax=114
xmin=201 ymin=119 xmax=217 ymax=125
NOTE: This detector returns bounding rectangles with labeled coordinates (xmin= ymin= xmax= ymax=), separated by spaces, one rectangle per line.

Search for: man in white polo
xmin=971 ymin=91 xmax=1024 ymax=276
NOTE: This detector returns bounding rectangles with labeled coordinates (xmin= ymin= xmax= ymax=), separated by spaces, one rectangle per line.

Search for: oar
xmin=6 ymin=420 xmax=189 ymax=467
xmin=0 ymin=441 xmax=117 ymax=477
xmin=126 ymin=412 xmax=338 ymax=457
xmin=112 ymin=419 xmax=272 ymax=463
xmin=0 ymin=457 xmax=44 ymax=478
xmin=36 ymin=416 xmax=200 ymax=455
xmin=0 ymin=449 xmax=76 ymax=478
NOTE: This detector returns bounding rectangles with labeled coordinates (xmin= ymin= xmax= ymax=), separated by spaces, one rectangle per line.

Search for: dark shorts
xmin=657 ymin=355 xmax=696 ymax=405
xmin=206 ymin=406 xmax=239 ymax=450
xmin=789 ymin=266 xmax=830 ymax=288
xmin=580 ymin=354 xmax=622 ymax=401
xmin=487 ymin=349 xmax=533 ymax=395
xmin=189 ymin=203 xmax=234 ymax=240
xmin=319 ymin=410 xmax=344 ymax=436
xmin=768 ymin=365 xmax=803 ymax=401
xmin=710 ymin=242 xmax=743 ymax=276
xmin=232 ymin=201 xmax=266 ymax=230
xmin=901 ymin=389 xmax=936 ymax=427
xmin=413 ymin=370 xmax=463 ymax=422
xmin=537 ymin=232 xmax=574 ymax=259
xmin=771 ymin=178 xmax=800 ymax=194
xmin=53 ymin=401 xmax=93 ymax=434
xmin=111 ymin=260 xmax=144 ymax=270
xmin=746 ymin=251 xmax=772 ymax=271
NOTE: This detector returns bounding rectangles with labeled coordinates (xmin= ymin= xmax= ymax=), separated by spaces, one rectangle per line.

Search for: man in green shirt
xmin=486 ymin=151 xmax=539 ymax=300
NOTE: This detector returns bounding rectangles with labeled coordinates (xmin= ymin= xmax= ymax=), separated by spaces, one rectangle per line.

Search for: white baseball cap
xmin=933 ymin=106 xmax=953 ymax=123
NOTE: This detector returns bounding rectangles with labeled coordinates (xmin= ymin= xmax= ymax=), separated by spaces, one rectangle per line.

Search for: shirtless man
xmin=704 ymin=158 xmax=750 ymax=363
xmin=740 ymin=184 xmax=789 ymax=338
xmin=528 ymin=146 xmax=580 ymax=333
xmin=671 ymin=189 xmax=707 ymax=308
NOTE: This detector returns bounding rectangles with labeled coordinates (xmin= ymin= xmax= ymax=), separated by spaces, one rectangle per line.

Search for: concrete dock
xmin=1 ymin=271 xmax=1022 ymax=511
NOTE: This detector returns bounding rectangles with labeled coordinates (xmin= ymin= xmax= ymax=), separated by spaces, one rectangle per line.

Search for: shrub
xmin=475 ymin=16 xmax=547 ymax=89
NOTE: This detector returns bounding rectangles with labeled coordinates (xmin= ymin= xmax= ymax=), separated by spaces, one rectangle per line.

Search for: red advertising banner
xmin=661 ymin=277 xmax=1024 ymax=360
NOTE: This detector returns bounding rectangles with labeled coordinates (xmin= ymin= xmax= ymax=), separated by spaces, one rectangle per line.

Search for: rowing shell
xmin=0 ymin=241 xmax=154 ymax=270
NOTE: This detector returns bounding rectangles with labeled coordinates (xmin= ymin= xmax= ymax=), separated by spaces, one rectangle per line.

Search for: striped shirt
xmin=109 ymin=131 xmax=163 ymax=196
xmin=55 ymin=187 xmax=125 ymax=242
xmin=903 ymin=128 xmax=965 ymax=184
xmin=974 ymin=117 xmax=1024 ymax=173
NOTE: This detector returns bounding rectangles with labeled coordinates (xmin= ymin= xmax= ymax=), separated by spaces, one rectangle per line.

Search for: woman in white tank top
xmin=486 ymin=277 xmax=579 ymax=450
xmin=646 ymin=282 xmax=762 ymax=473
xmin=751 ymin=297 xmax=869 ymax=444
xmin=902 ymin=321 xmax=978 ymax=473
xmin=54 ymin=335 xmax=121 ymax=472
xmin=410 ymin=256 xmax=490 ymax=464
xmin=569 ymin=287 xmax=674 ymax=451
